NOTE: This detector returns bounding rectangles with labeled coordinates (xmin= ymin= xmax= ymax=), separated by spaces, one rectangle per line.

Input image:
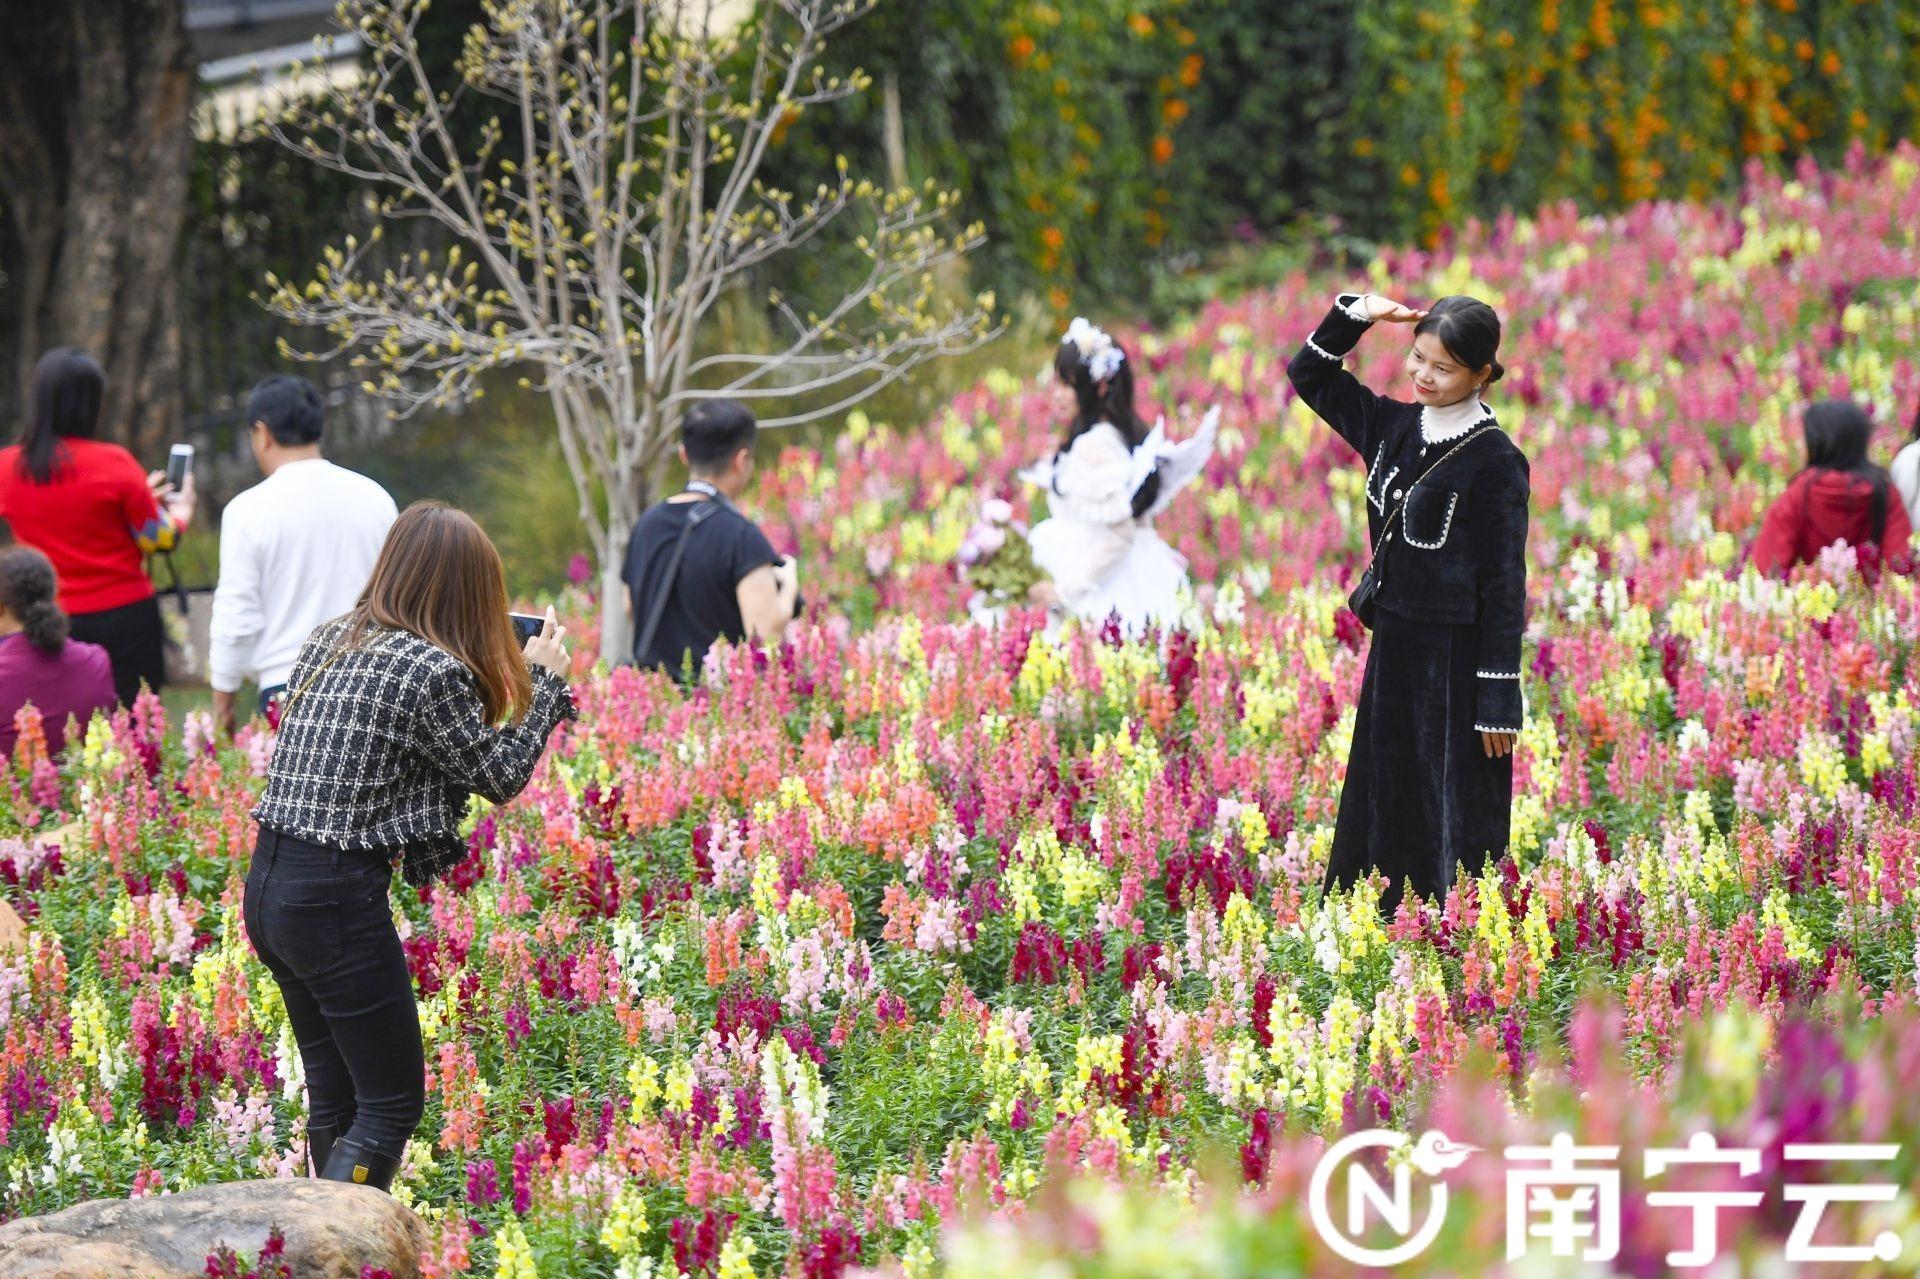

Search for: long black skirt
xmin=1323 ymin=603 xmax=1513 ymax=917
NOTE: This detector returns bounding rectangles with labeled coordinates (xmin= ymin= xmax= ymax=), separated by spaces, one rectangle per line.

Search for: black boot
xmin=319 ymin=1137 xmax=402 ymax=1192
xmin=306 ymin=1120 xmax=344 ymax=1178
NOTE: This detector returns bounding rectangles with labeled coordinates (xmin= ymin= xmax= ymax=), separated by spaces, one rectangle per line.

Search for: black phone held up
xmin=509 ymin=612 xmax=545 ymax=644
xmin=773 ymin=556 xmax=804 ymax=617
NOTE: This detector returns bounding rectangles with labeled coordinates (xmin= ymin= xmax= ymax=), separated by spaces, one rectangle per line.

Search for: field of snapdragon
xmin=6 ymin=145 xmax=1920 ymax=1276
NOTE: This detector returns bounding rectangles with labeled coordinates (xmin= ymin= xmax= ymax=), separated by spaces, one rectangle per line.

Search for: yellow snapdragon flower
xmin=494 ymin=1222 xmax=539 ymax=1279
xmin=627 ymin=1056 xmax=662 ymax=1122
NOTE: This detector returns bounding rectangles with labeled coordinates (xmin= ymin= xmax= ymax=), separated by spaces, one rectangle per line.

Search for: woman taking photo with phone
xmin=0 ymin=348 xmax=197 ymax=705
xmin=1287 ymin=291 xmax=1531 ymax=917
xmin=246 ymin=501 xmax=575 ymax=1190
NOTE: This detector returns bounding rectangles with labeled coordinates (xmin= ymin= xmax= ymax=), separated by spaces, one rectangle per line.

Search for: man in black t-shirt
xmin=621 ymin=400 xmax=800 ymax=679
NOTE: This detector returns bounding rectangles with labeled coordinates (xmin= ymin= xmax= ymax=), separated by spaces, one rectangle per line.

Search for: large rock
xmin=0 ymin=899 xmax=25 ymax=955
xmin=0 ymin=1179 xmax=428 ymax=1279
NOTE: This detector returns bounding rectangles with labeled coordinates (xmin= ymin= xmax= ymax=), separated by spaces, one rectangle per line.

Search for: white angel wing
xmin=1141 ymin=405 xmax=1220 ymax=519
xmin=1127 ymin=418 xmax=1168 ymax=496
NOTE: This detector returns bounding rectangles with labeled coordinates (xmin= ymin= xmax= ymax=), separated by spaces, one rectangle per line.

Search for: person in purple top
xmin=0 ymin=544 xmax=115 ymax=757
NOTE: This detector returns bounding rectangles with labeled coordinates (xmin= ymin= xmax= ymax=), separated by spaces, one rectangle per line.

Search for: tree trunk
xmin=600 ymin=547 xmax=632 ymax=667
xmin=0 ymin=0 xmax=191 ymax=459
xmin=597 ymin=469 xmax=653 ymax=667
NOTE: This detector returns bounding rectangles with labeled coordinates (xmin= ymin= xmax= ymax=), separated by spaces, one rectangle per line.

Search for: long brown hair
xmin=343 ymin=501 xmax=531 ymax=723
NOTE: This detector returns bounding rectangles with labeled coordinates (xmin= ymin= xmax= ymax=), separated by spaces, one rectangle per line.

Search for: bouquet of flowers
xmin=958 ymin=497 xmax=1043 ymax=619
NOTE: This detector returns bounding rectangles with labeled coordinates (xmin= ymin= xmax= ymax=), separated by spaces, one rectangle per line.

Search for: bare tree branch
xmin=263 ymin=0 xmax=998 ymax=661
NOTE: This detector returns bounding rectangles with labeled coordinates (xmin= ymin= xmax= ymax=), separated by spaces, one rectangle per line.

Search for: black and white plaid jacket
xmin=252 ymin=617 xmax=577 ymax=885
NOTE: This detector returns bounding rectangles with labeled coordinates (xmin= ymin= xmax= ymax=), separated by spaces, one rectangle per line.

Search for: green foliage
xmin=1174 ymin=0 xmax=1359 ymax=233
xmin=472 ymin=427 xmax=593 ymax=603
xmin=768 ymin=0 xmax=1206 ymax=314
xmin=826 ymin=1020 xmax=989 ymax=1173
xmin=768 ymin=0 xmax=1920 ymax=314
xmin=1339 ymin=0 xmax=1920 ymax=239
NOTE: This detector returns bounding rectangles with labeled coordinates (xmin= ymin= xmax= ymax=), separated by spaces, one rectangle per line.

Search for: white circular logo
xmin=1307 ymin=1128 xmax=1477 ymax=1266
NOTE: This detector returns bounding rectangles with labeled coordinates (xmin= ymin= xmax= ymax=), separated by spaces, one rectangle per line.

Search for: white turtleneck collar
xmin=1421 ymin=396 xmax=1494 ymax=444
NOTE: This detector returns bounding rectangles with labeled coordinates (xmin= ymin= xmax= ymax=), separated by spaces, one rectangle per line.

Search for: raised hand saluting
xmin=1361 ymin=295 xmax=1429 ymax=324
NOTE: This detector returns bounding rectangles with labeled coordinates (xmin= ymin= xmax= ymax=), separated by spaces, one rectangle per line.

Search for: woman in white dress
xmin=1025 ymin=319 xmax=1216 ymax=635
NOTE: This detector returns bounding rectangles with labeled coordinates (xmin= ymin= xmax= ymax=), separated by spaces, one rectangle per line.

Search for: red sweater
xmin=1752 ymin=469 xmax=1913 ymax=576
xmin=0 ymin=440 xmax=177 ymax=614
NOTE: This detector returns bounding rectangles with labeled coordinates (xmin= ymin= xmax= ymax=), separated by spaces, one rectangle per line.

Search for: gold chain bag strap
xmin=274 ymin=636 xmax=353 ymax=725
xmin=1347 ymin=424 xmax=1495 ymax=629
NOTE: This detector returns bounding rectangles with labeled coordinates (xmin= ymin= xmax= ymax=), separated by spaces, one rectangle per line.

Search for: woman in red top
xmin=0 ymin=348 xmax=196 ymax=705
xmin=1753 ymin=400 xmax=1912 ymax=577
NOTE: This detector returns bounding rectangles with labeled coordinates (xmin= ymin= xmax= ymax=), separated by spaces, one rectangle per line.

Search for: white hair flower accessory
xmin=1062 ymin=316 xmax=1125 ymax=382
xmin=1063 ymin=316 xmax=1105 ymax=354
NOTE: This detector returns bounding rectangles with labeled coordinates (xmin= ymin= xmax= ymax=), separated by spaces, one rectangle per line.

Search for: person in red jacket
xmin=0 ymin=348 xmax=196 ymax=705
xmin=1752 ymin=400 xmax=1912 ymax=576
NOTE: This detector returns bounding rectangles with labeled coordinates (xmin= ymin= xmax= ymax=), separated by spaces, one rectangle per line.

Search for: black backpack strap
xmin=633 ymin=501 xmax=720 ymax=668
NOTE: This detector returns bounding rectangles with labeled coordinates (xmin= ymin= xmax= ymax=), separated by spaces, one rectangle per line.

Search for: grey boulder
xmin=0 ymin=1179 xmax=428 ymax=1279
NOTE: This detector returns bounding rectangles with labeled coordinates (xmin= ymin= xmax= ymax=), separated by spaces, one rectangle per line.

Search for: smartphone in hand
xmin=772 ymin=556 xmax=805 ymax=617
xmin=509 ymin=612 xmax=545 ymax=645
xmin=166 ymin=443 xmax=194 ymax=491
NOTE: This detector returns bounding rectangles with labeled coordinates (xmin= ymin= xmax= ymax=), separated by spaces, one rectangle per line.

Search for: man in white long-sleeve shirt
xmin=209 ymin=376 xmax=397 ymax=736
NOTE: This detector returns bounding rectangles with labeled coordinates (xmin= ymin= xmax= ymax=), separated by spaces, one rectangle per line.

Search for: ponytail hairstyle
xmin=1802 ymin=399 xmax=1892 ymax=540
xmin=1054 ymin=318 xmax=1151 ymax=451
xmin=0 ymin=546 xmax=70 ymax=654
xmin=15 ymin=348 xmax=106 ymax=484
xmin=1412 ymin=296 xmax=1506 ymax=392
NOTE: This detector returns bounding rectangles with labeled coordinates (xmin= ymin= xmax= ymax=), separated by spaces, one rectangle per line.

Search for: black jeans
xmin=243 ymin=827 xmax=424 ymax=1159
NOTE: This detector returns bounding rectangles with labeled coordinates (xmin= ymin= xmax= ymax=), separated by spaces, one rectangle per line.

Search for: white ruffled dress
xmin=1027 ymin=421 xmax=1190 ymax=635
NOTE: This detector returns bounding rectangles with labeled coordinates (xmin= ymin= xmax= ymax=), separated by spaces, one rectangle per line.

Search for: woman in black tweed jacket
xmin=1287 ymin=292 xmax=1530 ymax=917
xmin=247 ymin=501 xmax=575 ymax=1190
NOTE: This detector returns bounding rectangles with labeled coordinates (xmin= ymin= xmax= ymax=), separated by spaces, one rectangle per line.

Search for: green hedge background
xmin=770 ymin=0 xmax=1920 ymax=303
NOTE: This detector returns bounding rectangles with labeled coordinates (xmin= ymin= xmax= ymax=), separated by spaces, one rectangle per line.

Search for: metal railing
xmin=184 ymin=0 xmax=338 ymax=30
xmin=200 ymin=31 xmax=362 ymax=86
